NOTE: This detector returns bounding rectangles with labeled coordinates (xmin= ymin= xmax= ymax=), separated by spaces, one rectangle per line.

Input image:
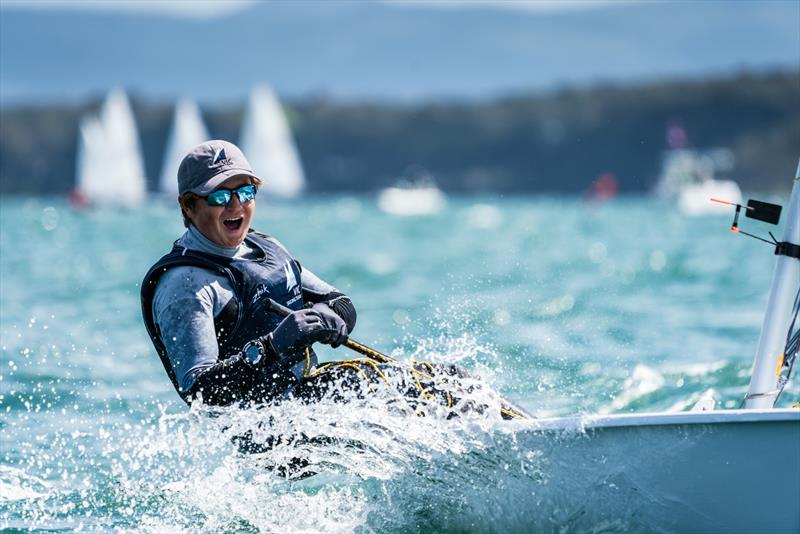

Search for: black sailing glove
xmin=265 ymin=308 xmax=331 ymax=361
xmin=311 ymin=302 xmax=349 ymax=348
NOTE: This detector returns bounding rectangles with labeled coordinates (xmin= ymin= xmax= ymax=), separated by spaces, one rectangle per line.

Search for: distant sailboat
xmin=159 ymin=99 xmax=209 ymax=197
xmin=239 ymin=85 xmax=305 ymax=198
xmin=73 ymin=116 xmax=107 ymax=208
xmin=73 ymin=89 xmax=147 ymax=208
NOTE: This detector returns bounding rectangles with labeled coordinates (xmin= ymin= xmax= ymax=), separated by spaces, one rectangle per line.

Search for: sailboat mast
xmin=744 ymin=159 xmax=800 ymax=408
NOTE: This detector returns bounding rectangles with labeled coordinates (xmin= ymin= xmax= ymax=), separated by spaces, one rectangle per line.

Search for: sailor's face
xmin=185 ymin=175 xmax=256 ymax=248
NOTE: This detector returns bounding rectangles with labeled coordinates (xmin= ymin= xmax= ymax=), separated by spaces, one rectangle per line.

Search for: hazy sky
xmin=1 ymin=0 xmax=633 ymax=18
xmin=0 ymin=0 xmax=796 ymax=104
xmin=0 ymin=0 xmax=256 ymax=18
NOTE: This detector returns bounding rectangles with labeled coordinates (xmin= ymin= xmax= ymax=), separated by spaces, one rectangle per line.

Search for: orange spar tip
xmin=710 ymin=198 xmax=754 ymax=210
xmin=731 ymin=226 xmax=740 ymax=233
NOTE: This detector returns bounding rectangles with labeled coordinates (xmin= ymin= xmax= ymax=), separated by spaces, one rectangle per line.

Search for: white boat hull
xmin=510 ymin=409 xmax=800 ymax=532
xmin=377 ymin=186 xmax=446 ymax=216
xmin=678 ymin=179 xmax=742 ymax=215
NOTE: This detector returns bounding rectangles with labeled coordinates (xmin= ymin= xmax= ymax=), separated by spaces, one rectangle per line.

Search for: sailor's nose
xmin=225 ymin=193 xmax=243 ymax=209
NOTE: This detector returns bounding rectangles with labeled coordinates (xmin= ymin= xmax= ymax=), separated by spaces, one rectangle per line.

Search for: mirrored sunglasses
xmin=203 ymin=184 xmax=258 ymax=207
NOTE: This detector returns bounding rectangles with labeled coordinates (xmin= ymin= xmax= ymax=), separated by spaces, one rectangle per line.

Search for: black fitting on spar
xmin=775 ymin=240 xmax=800 ymax=261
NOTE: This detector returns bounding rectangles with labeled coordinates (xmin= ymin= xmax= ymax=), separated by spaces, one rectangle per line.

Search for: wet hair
xmin=179 ymin=176 xmax=262 ymax=228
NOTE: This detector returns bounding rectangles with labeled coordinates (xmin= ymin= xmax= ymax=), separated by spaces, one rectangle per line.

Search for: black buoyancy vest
xmin=140 ymin=231 xmax=316 ymax=400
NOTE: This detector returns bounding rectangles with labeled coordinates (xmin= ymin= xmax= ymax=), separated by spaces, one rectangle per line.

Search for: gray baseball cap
xmin=177 ymin=140 xmax=260 ymax=195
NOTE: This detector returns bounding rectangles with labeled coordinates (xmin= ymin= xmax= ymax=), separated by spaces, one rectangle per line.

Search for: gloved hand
xmin=266 ymin=308 xmax=331 ymax=360
xmin=310 ymin=302 xmax=349 ymax=348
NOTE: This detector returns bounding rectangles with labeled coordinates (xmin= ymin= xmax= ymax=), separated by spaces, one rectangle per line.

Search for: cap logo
xmin=211 ymin=147 xmax=232 ymax=168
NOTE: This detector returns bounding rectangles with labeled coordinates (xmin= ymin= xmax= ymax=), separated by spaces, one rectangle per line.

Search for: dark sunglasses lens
xmin=207 ymin=190 xmax=232 ymax=206
xmin=236 ymin=185 xmax=256 ymax=203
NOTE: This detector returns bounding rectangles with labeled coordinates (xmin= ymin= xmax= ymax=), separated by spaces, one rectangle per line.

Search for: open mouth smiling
xmin=223 ymin=216 xmax=244 ymax=230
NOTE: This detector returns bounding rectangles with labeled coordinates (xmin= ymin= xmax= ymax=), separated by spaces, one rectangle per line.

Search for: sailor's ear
xmin=179 ymin=194 xmax=197 ymax=227
xmin=179 ymin=194 xmax=194 ymax=212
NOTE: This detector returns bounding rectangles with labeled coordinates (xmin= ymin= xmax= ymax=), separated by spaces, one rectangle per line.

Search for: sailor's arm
xmin=179 ymin=306 xmax=341 ymax=404
xmin=153 ymin=271 xmax=269 ymax=405
xmin=185 ymin=348 xmax=272 ymax=406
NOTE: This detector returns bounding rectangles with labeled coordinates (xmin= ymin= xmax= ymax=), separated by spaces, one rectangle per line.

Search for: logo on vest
xmin=251 ymin=284 xmax=270 ymax=305
xmin=284 ymin=262 xmax=298 ymax=293
xmin=285 ymin=262 xmax=302 ymax=305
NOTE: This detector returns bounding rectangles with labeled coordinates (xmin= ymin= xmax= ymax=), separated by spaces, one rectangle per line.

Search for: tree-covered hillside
xmin=1 ymin=69 xmax=797 ymax=196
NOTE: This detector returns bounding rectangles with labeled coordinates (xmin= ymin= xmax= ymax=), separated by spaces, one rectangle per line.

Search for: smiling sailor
xmin=141 ymin=140 xmax=356 ymax=406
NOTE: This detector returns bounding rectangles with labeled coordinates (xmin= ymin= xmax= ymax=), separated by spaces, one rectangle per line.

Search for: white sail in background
xmin=240 ymin=85 xmax=305 ymax=198
xmin=74 ymin=89 xmax=147 ymax=208
xmin=159 ymin=99 xmax=209 ymax=197
xmin=75 ymin=116 xmax=107 ymax=206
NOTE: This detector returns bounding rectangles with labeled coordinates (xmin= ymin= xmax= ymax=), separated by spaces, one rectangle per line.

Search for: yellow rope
xmin=303 ymin=347 xmax=312 ymax=377
xmin=500 ymin=407 xmax=525 ymax=420
xmin=307 ymin=357 xmax=391 ymax=385
xmin=304 ymin=352 xmax=527 ymax=419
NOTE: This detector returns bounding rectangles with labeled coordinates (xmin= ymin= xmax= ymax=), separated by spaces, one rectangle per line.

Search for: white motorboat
xmin=655 ymin=148 xmax=743 ymax=216
xmin=377 ymin=178 xmax=447 ymax=216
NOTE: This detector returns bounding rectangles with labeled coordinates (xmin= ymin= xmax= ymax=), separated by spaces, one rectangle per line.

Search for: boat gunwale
xmin=525 ymin=408 xmax=800 ymax=432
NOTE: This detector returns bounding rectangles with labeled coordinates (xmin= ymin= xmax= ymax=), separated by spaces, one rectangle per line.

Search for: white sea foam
xmin=0 ymin=466 xmax=50 ymax=502
xmin=605 ymin=364 xmax=665 ymax=413
xmin=0 ymin=354 xmax=522 ymax=532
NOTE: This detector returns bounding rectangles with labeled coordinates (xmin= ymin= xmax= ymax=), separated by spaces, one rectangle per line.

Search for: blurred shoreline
xmin=1 ymin=68 xmax=797 ymax=196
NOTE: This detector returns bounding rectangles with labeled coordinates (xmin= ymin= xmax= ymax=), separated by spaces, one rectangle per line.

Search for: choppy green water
xmin=1 ymin=195 xmax=796 ymax=532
